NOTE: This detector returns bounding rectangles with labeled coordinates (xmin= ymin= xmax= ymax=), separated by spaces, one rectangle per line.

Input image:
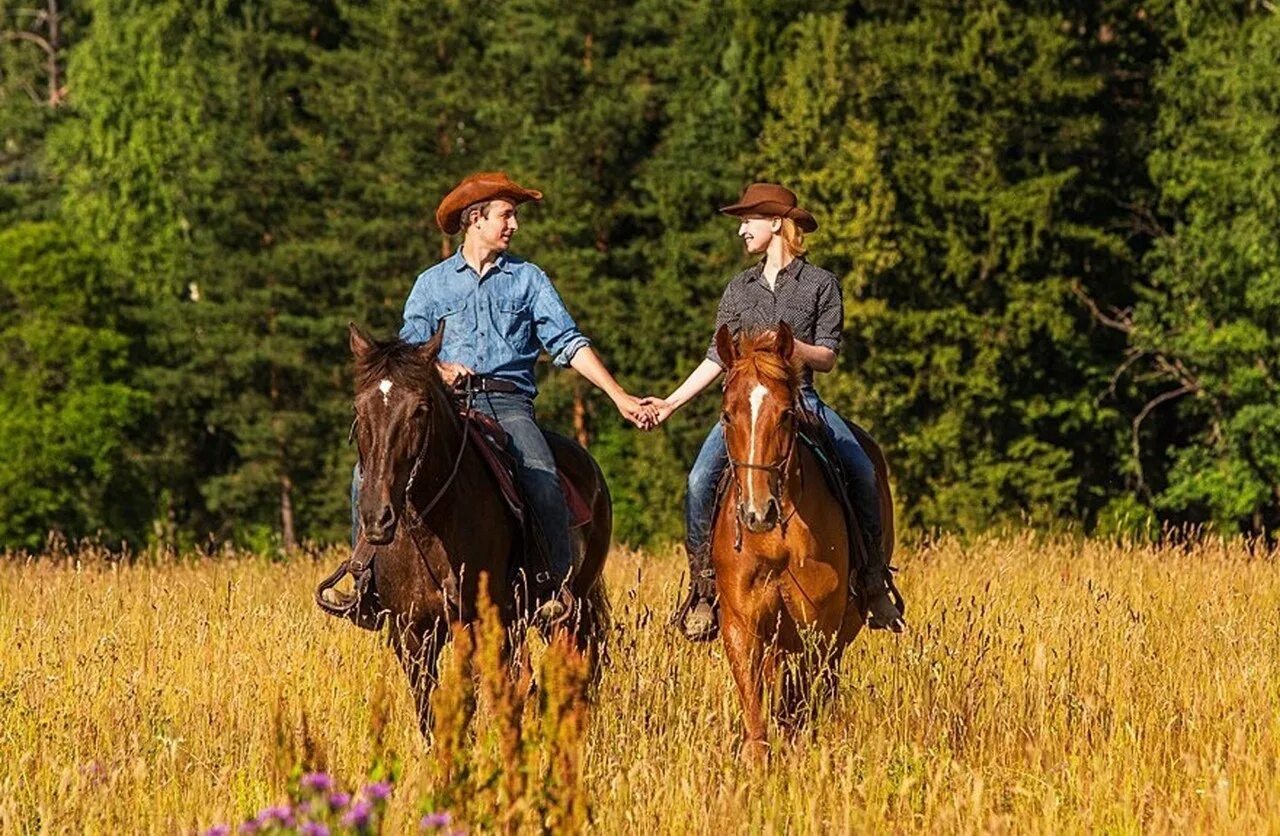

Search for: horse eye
xmin=720 ymin=411 xmax=732 ymax=425
xmin=414 ymin=402 xmax=429 ymax=416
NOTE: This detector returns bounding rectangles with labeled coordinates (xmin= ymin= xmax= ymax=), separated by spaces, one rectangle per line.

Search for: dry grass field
xmin=3 ymin=534 xmax=1280 ymax=834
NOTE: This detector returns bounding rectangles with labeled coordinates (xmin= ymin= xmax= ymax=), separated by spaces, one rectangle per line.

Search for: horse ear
xmin=418 ymin=317 xmax=446 ymax=361
xmin=715 ymin=324 xmax=736 ymax=367
xmin=349 ymin=322 xmax=374 ymax=359
xmin=775 ymin=321 xmax=795 ymax=361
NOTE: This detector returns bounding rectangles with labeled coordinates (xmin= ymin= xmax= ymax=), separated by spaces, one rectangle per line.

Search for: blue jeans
xmin=351 ymin=392 xmax=573 ymax=581
xmin=684 ymin=388 xmax=881 ymax=558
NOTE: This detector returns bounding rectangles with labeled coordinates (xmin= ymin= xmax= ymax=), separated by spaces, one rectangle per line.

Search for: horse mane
xmin=354 ymin=336 xmax=443 ymax=396
xmin=726 ymin=328 xmax=801 ymax=392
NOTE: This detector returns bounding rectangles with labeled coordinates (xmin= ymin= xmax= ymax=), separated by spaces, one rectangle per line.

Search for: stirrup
xmin=315 ymin=560 xmax=385 ymax=631
xmin=670 ymin=569 xmax=718 ymax=641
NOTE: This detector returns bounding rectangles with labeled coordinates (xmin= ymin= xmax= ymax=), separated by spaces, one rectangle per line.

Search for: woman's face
xmin=738 ymin=216 xmax=780 ymax=255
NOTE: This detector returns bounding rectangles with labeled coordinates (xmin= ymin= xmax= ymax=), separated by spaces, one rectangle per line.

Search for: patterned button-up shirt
xmin=400 ymin=249 xmax=590 ymax=397
xmin=706 ymin=257 xmax=843 ymax=386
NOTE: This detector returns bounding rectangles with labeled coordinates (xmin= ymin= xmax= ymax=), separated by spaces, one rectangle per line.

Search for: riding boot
xmin=525 ymin=514 xmax=576 ymax=627
xmin=672 ymin=545 xmax=719 ymax=642
xmin=856 ymin=532 xmax=905 ymax=633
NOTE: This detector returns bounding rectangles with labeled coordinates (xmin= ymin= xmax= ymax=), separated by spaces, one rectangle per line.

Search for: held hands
xmin=634 ymin=396 xmax=675 ymax=431
xmin=613 ymin=392 xmax=659 ymax=430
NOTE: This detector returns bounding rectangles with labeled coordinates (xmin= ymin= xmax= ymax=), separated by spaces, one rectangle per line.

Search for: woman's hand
xmin=613 ymin=392 xmax=658 ymax=429
xmin=639 ymin=396 xmax=676 ymax=428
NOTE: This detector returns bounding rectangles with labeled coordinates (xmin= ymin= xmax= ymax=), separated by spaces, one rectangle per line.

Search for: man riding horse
xmin=647 ymin=182 xmax=906 ymax=640
xmin=352 ymin=171 xmax=654 ymax=622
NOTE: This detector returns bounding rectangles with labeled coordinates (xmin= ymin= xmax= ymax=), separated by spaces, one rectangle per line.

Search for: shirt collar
xmin=451 ymin=247 xmax=513 ymax=277
xmin=747 ymin=256 xmax=804 ymax=284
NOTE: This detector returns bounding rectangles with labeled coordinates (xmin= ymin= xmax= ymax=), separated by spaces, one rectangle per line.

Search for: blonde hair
xmin=779 ymin=217 xmax=808 ymax=257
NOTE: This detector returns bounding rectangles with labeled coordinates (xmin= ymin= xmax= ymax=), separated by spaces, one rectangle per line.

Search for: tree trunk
xmin=572 ymin=386 xmax=590 ymax=448
xmin=280 ymin=473 xmax=297 ymax=552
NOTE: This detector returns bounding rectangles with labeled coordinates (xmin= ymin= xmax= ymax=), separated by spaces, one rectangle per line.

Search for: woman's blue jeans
xmin=684 ymin=389 xmax=881 ymax=559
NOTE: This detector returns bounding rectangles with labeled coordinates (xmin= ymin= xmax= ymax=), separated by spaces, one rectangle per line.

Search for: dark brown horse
xmin=345 ymin=323 xmax=612 ymax=737
xmin=711 ymin=322 xmax=894 ymax=761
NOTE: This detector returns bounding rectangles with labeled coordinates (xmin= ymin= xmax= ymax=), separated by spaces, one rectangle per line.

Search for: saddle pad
xmin=467 ymin=413 xmax=593 ymax=530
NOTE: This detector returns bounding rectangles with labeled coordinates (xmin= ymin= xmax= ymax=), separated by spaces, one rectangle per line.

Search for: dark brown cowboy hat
xmin=435 ymin=171 xmax=544 ymax=235
xmin=719 ymin=182 xmax=817 ymax=233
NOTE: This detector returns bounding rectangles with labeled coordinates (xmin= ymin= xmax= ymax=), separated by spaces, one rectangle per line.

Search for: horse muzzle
xmin=362 ymin=503 xmax=399 ymax=545
xmin=738 ymin=498 xmax=780 ymax=534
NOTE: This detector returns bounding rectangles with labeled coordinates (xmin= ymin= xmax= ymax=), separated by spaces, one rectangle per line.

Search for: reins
xmin=404 ymin=380 xmax=475 ymax=520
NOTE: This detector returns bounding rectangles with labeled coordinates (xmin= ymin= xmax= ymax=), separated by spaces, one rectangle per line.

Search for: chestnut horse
xmin=711 ymin=322 xmax=894 ymax=760
xmin=345 ymin=323 xmax=612 ymax=737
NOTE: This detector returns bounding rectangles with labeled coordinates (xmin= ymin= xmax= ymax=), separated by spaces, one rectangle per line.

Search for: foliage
xmin=0 ymin=222 xmax=149 ymax=548
xmin=1129 ymin=10 xmax=1280 ymax=532
xmin=0 ymin=1 xmax=1277 ymax=547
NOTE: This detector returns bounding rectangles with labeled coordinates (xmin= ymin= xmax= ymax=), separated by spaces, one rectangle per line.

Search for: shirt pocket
xmin=737 ymin=301 xmax=773 ymax=333
xmin=431 ymin=297 xmax=471 ymax=354
xmin=493 ymin=297 xmax=534 ymax=351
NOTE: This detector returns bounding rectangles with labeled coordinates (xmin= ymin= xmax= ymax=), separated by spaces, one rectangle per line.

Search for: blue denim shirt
xmin=399 ymin=249 xmax=590 ymax=397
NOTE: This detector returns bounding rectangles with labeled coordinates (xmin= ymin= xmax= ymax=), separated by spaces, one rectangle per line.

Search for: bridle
xmin=352 ymin=379 xmax=475 ymax=522
xmin=349 ymin=379 xmax=478 ymax=609
xmin=724 ymin=397 xmax=804 ymax=550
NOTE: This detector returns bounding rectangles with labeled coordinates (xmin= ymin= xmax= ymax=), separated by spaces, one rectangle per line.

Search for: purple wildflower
xmin=327 ymin=791 xmax=352 ymax=811
xmin=361 ymin=781 xmax=393 ymax=802
xmin=252 ymin=805 xmax=295 ymax=829
xmin=300 ymin=772 xmax=335 ymax=794
xmin=202 ymin=826 xmax=232 ymax=836
xmin=420 ymin=811 xmax=452 ymax=829
xmin=300 ymin=823 xmax=330 ymax=836
xmin=340 ymin=799 xmax=374 ymax=829
xmin=237 ymin=822 xmax=259 ymax=835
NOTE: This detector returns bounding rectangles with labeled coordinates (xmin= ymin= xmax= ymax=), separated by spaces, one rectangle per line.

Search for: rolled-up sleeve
xmin=399 ymin=271 xmax=435 ymax=344
xmin=813 ymin=271 xmax=843 ymax=354
xmin=706 ymin=281 xmax=742 ymax=368
xmin=531 ymin=269 xmax=590 ymax=367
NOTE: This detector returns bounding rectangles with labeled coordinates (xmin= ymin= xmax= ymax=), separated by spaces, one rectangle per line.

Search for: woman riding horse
xmin=648 ymin=182 xmax=905 ymax=640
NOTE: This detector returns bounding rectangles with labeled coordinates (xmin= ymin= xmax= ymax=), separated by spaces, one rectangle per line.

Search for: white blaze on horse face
xmin=378 ymin=378 xmax=393 ymax=406
xmin=748 ymin=384 xmax=768 ymax=507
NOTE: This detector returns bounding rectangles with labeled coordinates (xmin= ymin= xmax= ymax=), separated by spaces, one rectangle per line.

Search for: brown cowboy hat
xmin=719 ymin=182 xmax=818 ymax=233
xmin=435 ymin=171 xmax=544 ymax=235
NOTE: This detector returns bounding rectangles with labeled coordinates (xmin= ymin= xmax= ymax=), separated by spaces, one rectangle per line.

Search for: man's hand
xmin=639 ymin=396 xmax=676 ymax=428
xmin=436 ymin=361 xmax=475 ymax=388
xmin=614 ymin=392 xmax=658 ymax=429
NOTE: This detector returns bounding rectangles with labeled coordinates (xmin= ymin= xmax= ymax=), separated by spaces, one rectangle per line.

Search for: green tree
xmin=0 ymin=0 xmax=86 ymax=221
xmin=0 ymin=222 xmax=150 ymax=549
xmin=1118 ymin=9 xmax=1280 ymax=532
xmin=825 ymin=2 xmax=1132 ymax=531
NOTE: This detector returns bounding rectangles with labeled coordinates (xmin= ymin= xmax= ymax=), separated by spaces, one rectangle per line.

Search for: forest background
xmin=2 ymin=0 xmax=1278 ymax=552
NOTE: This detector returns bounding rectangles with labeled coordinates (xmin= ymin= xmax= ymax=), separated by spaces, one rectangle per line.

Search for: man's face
xmin=738 ymin=216 xmax=779 ymax=255
xmin=468 ymin=199 xmax=520 ymax=252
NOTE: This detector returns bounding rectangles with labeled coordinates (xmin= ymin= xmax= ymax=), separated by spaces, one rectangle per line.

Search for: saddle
xmin=316 ymin=406 xmax=594 ymax=630
xmin=467 ymin=410 xmax=594 ymax=532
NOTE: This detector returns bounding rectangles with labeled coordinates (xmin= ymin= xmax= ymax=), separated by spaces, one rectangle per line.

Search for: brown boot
xmin=671 ymin=545 xmax=719 ymax=642
xmin=856 ymin=537 xmax=905 ymax=632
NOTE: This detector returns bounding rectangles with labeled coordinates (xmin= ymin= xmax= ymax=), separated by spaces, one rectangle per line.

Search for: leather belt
xmin=460 ymin=375 xmax=521 ymax=394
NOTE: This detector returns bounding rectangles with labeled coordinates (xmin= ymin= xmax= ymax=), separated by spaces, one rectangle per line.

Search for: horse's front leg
xmin=722 ymin=612 xmax=774 ymax=765
xmin=391 ymin=616 xmax=450 ymax=741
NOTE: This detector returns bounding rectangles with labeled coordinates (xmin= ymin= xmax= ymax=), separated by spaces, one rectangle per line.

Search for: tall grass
xmin=2 ymin=534 xmax=1279 ymax=832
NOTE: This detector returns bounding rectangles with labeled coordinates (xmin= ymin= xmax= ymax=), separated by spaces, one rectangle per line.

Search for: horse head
xmin=348 ymin=321 xmax=446 ymax=545
xmin=717 ymin=321 xmax=801 ymax=534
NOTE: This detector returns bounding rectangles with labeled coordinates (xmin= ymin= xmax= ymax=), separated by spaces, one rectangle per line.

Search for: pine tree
xmin=827 ymin=1 xmax=1132 ymax=530
xmin=1119 ymin=8 xmax=1280 ymax=532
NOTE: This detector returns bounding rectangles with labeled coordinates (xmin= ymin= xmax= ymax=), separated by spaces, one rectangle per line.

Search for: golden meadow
xmin=3 ymin=535 xmax=1279 ymax=834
